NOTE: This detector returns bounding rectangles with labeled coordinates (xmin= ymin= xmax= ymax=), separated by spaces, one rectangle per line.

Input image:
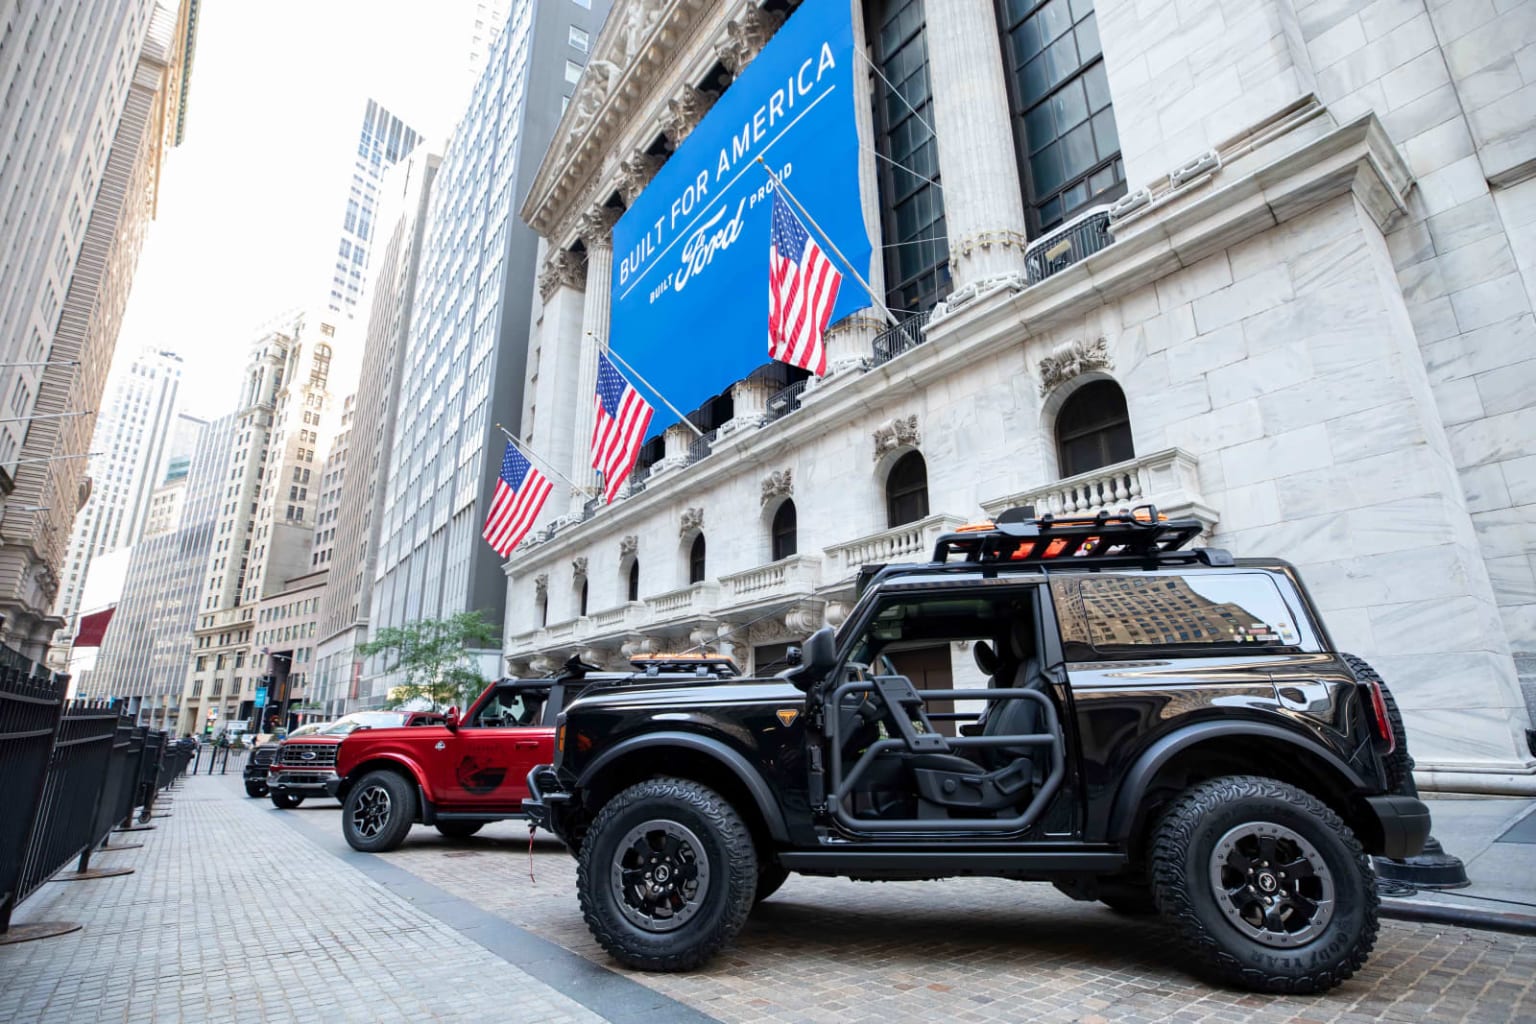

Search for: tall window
xmin=771 ymin=501 xmax=798 ymax=561
xmin=871 ymin=0 xmax=949 ymax=313
xmin=1056 ymin=379 xmax=1133 ymax=477
xmin=627 ymin=561 xmax=640 ymax=602
xmin=999 ymin=0 xmax=1125 ymax=232
xmin=689 ymin=535 xmax=707 ymax=584
xmin=886 ymin=451 xmax=929 ymax=527
xmin=579 ymin=580 xmax=588 ymax=617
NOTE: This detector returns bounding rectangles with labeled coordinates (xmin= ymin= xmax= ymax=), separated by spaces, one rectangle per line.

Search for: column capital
xmin=578 ymin=205 xmax=622 ymax=249
xmin=660 ymin=85 xmax=717 ymax=149
xmin=617 ymin=150 xmax=664 ymax=205
xmin=537 ymin=249 xmax=586 ymax=303
xmin=714 ymin=5 xmax=786 ymax=75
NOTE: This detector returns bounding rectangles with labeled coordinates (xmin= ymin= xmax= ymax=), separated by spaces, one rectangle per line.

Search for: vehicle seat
xmin=978 ymin=656 xmax=1049 ymax=770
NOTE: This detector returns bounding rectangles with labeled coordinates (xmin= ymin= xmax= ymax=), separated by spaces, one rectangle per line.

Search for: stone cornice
xmin=505 ymin=113 xmax=1413 ymax=579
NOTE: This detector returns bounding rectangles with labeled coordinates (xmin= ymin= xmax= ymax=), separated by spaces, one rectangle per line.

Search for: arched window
xmin=537 ymin=592 xmax=548 ymax=628
xmin=886 ymin=451 xmax=929 ymax=528
xmin=771 ymin=500 xmax=797 ymax=560
xmin=1056 ymin=380 xmax=1133 ymax=478
xmin=627 ymin=561 xmax=639 ymax=602
xmin=688 ymin=534 xmax=707 ymax=584
xmin=579 ymin=580 xmax=588 ymax=617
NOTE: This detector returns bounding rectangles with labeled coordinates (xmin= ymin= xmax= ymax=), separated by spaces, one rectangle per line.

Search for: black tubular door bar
xmin=826 ymin=680 xmax=1064 ymax=834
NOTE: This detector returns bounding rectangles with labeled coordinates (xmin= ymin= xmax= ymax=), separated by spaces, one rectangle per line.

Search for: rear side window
xmin=1075 ymin=573 xmax=1303 ymax=652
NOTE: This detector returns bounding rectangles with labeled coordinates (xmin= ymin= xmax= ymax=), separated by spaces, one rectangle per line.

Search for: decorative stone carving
xmin=529 ymin=655 xmax=556 ymax=675
xmin=558 ymin=59 xmax=621 ymax=163
xmin=760 ymin=469 xmax=793 ymax=507
xmin=784 ymin=605 xmax=822 ymax=634
xmin=534 ymin=574 xmax=549 ymax=600
xmin=715 ymin=6 xmax=786 ymax=74
xmin=872 ymin=415 xmax=920 ymax=460
xmin=679 ymin=507 xmax=704 ymax=538
xmin=537 ymin=249 xmax=586 ymax=302
xmin=616 ymin=0 xmax=667 ymax=67
xmin=1038 ymin=337 xmax=1112 ymax=396
xmin=929 ymin=271 xmax=1027 ymax=322
xmin=661 ymin=86 xmax=717 ymax=148
xmin=619 ymin=534 xmax=638 ymax=560
xmin=571 ymin=556 xmax=588 ymax=579
xmin=620 ymin=635 xmax=657 ymax=658
xmin=825 ymin=600 xmax=851 ymax=628
xmin=617 ymin=150 xmax=664 ymax=204
xmin=578 ymin=204 xmax=623 ymax=249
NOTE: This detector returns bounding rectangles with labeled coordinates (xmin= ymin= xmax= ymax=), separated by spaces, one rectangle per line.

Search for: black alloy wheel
xmin=577 ymin=777 xmax=757 ymax=971
xmin=1151 ymin=775 xmax=1378 ymax=993
xmin=341 ymin=771 xmax=417 ymax=852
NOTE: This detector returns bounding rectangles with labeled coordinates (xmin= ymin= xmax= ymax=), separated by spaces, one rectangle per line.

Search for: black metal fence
xmin=0 ymin=647 xmax=187 ymax=935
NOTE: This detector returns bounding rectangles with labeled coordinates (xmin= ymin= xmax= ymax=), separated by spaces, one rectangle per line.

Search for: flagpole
xmin=755 ymin=156 xmax=902 ymax=330
xmin=492 ymin=423 xmax=594 ymax=495
xmin=593 ymin=336 xmax=705 ymax=438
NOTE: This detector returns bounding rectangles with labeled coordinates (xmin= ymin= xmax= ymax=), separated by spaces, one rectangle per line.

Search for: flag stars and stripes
xmin=481 ymin=442 xmax=552 ymax=557
xmin=591 ymin=353 xmax=654 ymax=504
xmin=768 ymin=189 xmax=841 ymax=376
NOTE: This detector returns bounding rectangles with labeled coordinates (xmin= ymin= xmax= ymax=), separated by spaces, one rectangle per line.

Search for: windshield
xmin=322 ymin=711 xmax=408 ymax=735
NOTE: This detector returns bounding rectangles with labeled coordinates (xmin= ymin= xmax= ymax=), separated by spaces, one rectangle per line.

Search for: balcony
xmin=1024 ymin=206 xmax=1113 ymax=285
xmin=980 ymin=448 xmax=1217 ymax=532
xmin=646 ymin=581 xmax=720 ymax=624
xmin=589 ymin=601 xmax=646 ymax=632
xmin=717 ymin=554 xmax=822 ymax=606
xmin=823 ymin=514 xmax=967 ymax=575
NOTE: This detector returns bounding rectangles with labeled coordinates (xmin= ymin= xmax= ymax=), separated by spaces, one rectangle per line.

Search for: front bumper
xmin=1364 ymin=794 xmax=1432 ymax=860
xmin=269 ymin=769 xmax=340 ymax=796
xmin=522 ymin=765 xmax=572 ymax=836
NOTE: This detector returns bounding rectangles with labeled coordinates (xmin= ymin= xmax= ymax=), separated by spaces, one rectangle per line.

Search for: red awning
xmin=75 ymin=606 xmax=115 ymax=647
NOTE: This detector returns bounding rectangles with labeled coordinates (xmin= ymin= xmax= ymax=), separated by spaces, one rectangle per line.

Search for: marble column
xmin=571 ymin=206 xmax=622 ymax=511
xmin=924 ymin=0 xmax=1030 ymax=290
xmin=531 ymin=247 xmax=586 ymax=509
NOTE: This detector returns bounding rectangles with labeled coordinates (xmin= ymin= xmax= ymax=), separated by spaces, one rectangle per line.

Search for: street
xmin=2 ymin=774 xmax=1532 ymax=1024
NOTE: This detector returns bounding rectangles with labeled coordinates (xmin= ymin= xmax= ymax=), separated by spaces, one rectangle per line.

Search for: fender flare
xmin=343 ymin=753 xmax=431 ymax=808
xmin=577 ymin=731 xmax=790 ymax=843
xmin=1105 ymin=720 xmax=1368 ymax=844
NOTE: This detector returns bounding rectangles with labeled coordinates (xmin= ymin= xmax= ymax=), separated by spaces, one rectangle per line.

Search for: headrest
xmin=1008 ymin=608 xmax=1032 ymax=660
xmin=973 ymin=640 xmax=997 ymax=676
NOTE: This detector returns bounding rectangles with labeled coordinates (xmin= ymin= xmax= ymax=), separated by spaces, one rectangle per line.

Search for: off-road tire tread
xmin=1150 ymin=775 xmax=1379 ymax=994
xmin=1340 ymin=653 xmax=1416 ymax=796
xmin=577 ymin=777 xmax=757 ymax=971
xmin=341 ymin=770 xmax=417 ymax=852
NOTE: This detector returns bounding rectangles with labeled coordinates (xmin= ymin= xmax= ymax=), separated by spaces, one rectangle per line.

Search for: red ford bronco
xmin=267 ymin=709 xmax=445 ymax=808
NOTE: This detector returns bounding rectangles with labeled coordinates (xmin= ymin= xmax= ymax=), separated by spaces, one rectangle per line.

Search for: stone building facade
xmin=505 ymin=0 xmax=1536 ymax=793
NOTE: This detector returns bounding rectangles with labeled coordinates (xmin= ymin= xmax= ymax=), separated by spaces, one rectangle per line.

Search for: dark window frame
xmin=627 ymin=560 xmax=640 ymax=602
xmin=1054 ymin=378 xmax=1134 ymax=478
xmin=996 ymin=0 xmax=1127 ymax=234
xmin=688 ymin=534 xmax=707 ymax=584
xmin=885 ymin=450 xmax=930 ymax=527
xmin=771 ymin=500 xmax=798 ymax=561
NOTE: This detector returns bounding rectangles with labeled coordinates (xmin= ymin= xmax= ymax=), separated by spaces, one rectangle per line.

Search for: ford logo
xmin=301 ymin=751 xmax=316 ymax=761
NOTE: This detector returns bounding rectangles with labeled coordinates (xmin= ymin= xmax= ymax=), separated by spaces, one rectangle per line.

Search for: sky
xmin=113 ymin=0 xmax=490 ymax=419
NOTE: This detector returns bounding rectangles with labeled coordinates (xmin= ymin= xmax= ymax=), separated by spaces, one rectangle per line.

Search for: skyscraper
xmin=326 ymin=99 xmax=422 ymax=315
xmin=313 ymin=149 xmax=440 ymax=714
xmin=0 ymin=0 xmax=199 ymax=659
xmin=54 ymin=349 xmax=186 ymax=633
xmin=85 ymin=413 xmax=231 ymax=732
xmin=367 ymin=0 xmax=610 ymax=701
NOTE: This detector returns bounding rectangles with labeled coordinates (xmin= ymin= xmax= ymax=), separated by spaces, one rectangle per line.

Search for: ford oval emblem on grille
xmin=301 ymin=751 xmax=316 ymax=761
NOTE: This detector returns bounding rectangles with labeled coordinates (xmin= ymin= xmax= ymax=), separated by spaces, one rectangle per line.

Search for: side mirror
xmin=786 ymin=626 xmax=837 ymax=692
xmin=784 ymin=646 xmax=803 ymax=667
xmin=444 ymin=707 xmax=460 ymax=732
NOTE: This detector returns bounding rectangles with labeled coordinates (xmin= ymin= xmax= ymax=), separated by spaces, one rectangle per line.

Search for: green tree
xmin=358 ymin=611 xmax=499 ymax=711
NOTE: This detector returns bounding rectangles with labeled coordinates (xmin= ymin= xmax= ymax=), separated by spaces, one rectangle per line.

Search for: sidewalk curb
xmin=1381 ymin=898 xmax=1536 ymax=937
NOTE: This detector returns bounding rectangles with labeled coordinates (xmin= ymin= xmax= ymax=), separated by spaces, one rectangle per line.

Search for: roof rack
xmin=931 ymin=505 xmax=1206 ymax=566
xmin=629 ymin=653 xmax=741 ymax=678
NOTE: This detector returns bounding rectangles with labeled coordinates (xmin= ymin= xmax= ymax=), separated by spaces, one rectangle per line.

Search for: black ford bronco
xmin=524 ymin=509 xmax=1430 ymax=992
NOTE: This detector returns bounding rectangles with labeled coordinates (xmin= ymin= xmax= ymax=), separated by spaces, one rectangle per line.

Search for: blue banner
xmin=610 ymin=0 xmax=870 ymax=434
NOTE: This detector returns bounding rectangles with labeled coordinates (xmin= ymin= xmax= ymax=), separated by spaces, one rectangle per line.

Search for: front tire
xmin=1151 ymin=776 xmax=1378 ymax=993
xmin=577 ymin=777 xmax=757 ymax=971
xmin=270 ymin=791 xmax=304 ymax=809
xmin=341 ymin=771 xmax=418 ymax=852
xmin=435 ymin=821 xmax=484 ymax=840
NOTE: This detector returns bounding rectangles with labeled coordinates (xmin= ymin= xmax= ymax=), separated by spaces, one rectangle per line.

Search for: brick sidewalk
xmin=0 ymin=776 xmax=606 ymax=1024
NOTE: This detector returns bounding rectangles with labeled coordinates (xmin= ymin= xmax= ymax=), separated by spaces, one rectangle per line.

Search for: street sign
xmin=254 ymin=686 xmax=268 ymax=708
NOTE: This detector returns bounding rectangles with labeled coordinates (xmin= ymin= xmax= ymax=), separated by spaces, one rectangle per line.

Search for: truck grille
xmin=251 ymin=746 xmax=278 ymax=767
xmin=278 ymin=743 xmax=337 ymax=768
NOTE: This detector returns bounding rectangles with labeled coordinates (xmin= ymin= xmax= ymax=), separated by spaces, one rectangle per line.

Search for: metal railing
xmin=764 ymin=379 xmax=809 ymax=423
xmin=684 ymin=428 xmax=719 ymax=467
xmin=871 ymin=309 xmax=933 ymax=367
xmin=0 ymin=649 xmax=68 ymax=932
xmin=1024 ymin=206 xmax=1113 ymax=285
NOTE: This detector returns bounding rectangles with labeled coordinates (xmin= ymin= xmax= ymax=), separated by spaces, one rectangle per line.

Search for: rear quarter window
xmin=1069 ymin=572 xmax=1306 ymax=655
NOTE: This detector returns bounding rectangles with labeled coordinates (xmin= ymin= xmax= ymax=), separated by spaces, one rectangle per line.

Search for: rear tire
xmin=1150 ymin=776 xmax=1378 ymax=993
xmin=270 ymin=791 xmax=303 ymax=809
xmin=245 ymin=781 xmax=268 ymax=798
xmin=577 ymin=777 xmax=757 ymax=971
xmin=341 ymin=771 xmax=418 ymax=852
xmin=435 ymin=821 xmax=484 ymax=840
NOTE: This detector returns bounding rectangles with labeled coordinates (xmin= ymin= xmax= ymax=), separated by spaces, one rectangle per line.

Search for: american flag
xmin=481 ymin=442 xmax=552 ymax=557
xmin=768 ymin=188 xmax=841 ymax=376
xmin=591 ymin=353 xmax=653 ymax=503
